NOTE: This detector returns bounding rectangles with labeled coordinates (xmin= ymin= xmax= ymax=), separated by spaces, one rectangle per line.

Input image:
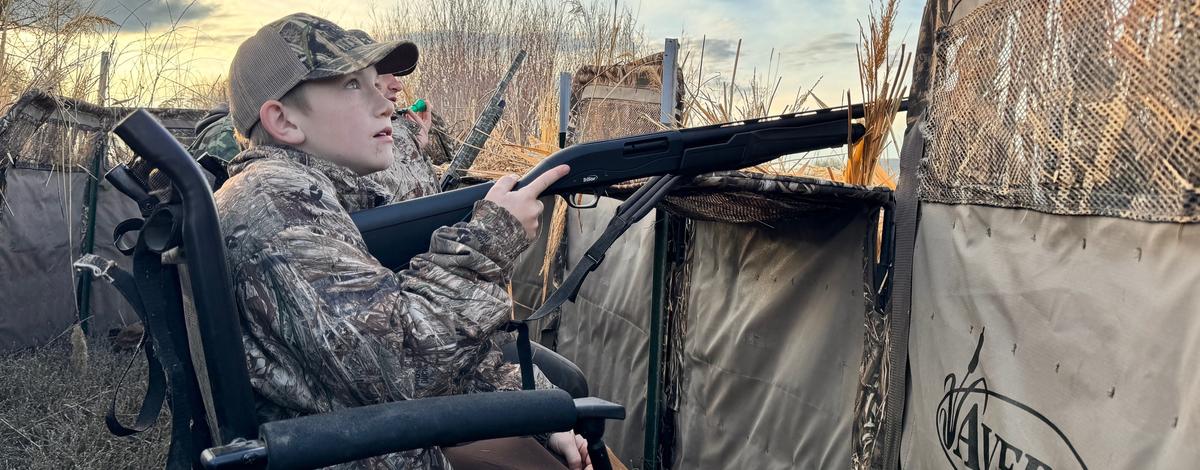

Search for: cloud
xmin=89 ymin=0 xmax=217 ymax=31
xmin=806 ymin=32 xmax=859 ymax=56
xmin=781 ymin=32 xmax=859 ymax=68
xmin=695 ymin=38 xmax=741 ymax=63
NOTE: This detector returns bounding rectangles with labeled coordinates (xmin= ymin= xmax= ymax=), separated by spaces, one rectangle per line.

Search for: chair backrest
xmin=107 ymin=110 xmax=260 ymax=464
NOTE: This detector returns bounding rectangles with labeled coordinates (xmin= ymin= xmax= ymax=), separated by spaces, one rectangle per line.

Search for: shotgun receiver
xmin=355 ymin=102 xmax=874 ymax=270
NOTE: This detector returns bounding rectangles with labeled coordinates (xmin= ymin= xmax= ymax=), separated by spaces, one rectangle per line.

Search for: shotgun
xmin=355 ymin=102 xmax=882 ymax=270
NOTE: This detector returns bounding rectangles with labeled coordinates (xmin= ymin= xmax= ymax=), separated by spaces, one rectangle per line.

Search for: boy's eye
xmin=345 ymin=79 xmax=361 ymax=89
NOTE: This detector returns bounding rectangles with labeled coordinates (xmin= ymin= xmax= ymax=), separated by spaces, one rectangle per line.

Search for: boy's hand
xmin=548 ymin=430 xmax=592 ymax=470
xmin=402 ymin=108 xmax=433 ymax=148
xmin=484 ymin=164 xmax=570 ymax=240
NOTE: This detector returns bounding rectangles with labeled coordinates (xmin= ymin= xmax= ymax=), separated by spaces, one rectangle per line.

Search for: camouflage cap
xmin=188 ymin=112 xmax=240 ymax=163
xmin=228 ymin=13 xmax=419 ymax=135
xmin=347 ymin=29 xmax=418 ymax=76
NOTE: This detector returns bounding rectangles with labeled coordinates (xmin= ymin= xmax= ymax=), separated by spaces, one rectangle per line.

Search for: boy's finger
xmin=488 ymin=175 xmax=519 ymax=197
xmin=565 ymin=449 xmax=583 ymax=470
xmin=520 ymin=164 xmax=570 ymax=197
xmin=576 ymin=435 xmax=590 ymax=464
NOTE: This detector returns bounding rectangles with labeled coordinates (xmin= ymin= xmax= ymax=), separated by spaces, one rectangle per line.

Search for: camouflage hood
xmin=188 ymin=111 xmax=239 ymax=163
xmin=227 ymin=144 xmax=392 ymax=213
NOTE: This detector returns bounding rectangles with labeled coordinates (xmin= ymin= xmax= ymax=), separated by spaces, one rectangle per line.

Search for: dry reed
xmin=845 ymin=0 xmax=910 ymax=186
xmin=2 ymin=0 xmax=230 ymax=115
xmin=0 ymin=340 xmax=169 ymax=468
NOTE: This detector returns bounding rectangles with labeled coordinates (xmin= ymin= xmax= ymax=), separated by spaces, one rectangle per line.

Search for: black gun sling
xmin=527 ymin=174 xmax=685 ymax=323
xmin=506 ymin=175 xmax=686 ymax=390
xmin=75 ymin=251 xmax=166 ymax=437
xmin=75 ymin=217 xmax=208 ymax=467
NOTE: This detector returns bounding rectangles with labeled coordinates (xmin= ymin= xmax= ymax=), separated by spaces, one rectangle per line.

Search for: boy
xmin=217 ymin=13 xmax=587 ymax=469
xmin=190 ymin=30 xmax=441 ymax=210
xmin=347 ymin=29 xmax=442 ymax=202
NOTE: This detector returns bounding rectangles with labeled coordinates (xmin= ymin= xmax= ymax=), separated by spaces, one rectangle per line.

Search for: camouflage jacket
xmin=367 ymin=117 xmax=441 ymax=201
xmin=189 ymin=109 xmax=442 ymax=207
xmin=214 ymin=145 xmax=552 ymax=469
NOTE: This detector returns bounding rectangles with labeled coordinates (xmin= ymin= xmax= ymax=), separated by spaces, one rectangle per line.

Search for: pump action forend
xmin=355 ymin=102 xmax=882 ymax=270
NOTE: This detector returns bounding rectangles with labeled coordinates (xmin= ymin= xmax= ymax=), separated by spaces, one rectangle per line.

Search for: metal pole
xmin=76 ymin=51 xmax=111 ymax=334
xmin=659 ymin=38 xmax=679 ymax=126
xmin=645 ymin=211 xmax=669 ymax=470
xmin=645 ymin=37 xmax=679 ymax=470
xmin=558 ymin=71 xmax=571 ymax=149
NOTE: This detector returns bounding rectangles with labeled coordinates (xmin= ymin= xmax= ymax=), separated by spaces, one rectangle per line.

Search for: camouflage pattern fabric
xmin=366 ymin=117 xmax=440 ymax=201
xmin=215 ymin=144 xmax=552 ymax=469
xmin=425 ymin=112 xmax=453 ymax=165
xmin=188 ymin=113 xmax=240 ymax=163
xmin=187 ymin=107 xmax=439 ymax=208
xmin=268 ymin=13 xmax=416 ymax=85
xmin=306 ymin=148 xmax=395 ymax=213
xmin=605 ymin=171 xmax=893 ymax=225
xmin=682 ymin=171 xmax=890 ymax=195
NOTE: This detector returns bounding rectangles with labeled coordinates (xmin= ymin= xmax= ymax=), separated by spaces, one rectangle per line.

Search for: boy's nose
xmin=373 ymin=88 xmax=394 ymax=118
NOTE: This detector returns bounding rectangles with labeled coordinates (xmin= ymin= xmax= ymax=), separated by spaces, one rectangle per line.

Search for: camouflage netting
xmin=1 ymin=92 xmax=107 ymax=173
xmin=920 ymin=0 xmax=1200 ymax=223
xmin=571 ymin=52 xmax=685 ymax=143
xmin=0 ymin=89 xmax=205 ymax=172
xmin=607 ymin=171 xmax=892 ymax=226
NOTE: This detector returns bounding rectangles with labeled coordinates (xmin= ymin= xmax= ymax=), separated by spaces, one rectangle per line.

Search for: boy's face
xmin=292 ymin=66 xmax=395 ymax=175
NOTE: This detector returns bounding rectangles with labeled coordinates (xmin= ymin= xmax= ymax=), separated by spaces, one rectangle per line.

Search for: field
xmin=0 ymin=336 xmax=168 ymax=469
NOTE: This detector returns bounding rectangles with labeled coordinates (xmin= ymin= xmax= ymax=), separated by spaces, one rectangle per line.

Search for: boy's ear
xmin=258 ymin=100 xmax=305 ymax=146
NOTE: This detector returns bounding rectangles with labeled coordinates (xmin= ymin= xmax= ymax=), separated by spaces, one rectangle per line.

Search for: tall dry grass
xmin=679 ymin=38 xmax=823 ymax=126
xmin=845 ymin=0 xmax=909 ymax=186
xmin=370 ymin=0 xmax=645 ymax=156
xmin=1 ymin=0 xmax=228 ymax=115
xmin=677 ymin=36 xmax=857 ymax=179
xmin=0 ymin=0 xmax=113 ymax=108
xmin=0 ymin=340 xmax=169 ymax=469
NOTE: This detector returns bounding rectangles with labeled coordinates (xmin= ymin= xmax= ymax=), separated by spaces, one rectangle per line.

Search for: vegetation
xmin=0 ymin=338 xmax=169 ymax=469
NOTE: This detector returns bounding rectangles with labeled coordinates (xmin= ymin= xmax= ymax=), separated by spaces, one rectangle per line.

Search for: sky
xmin=629 ymin=0 xmax=925 ymax=110
xmin=87 ymin=0 xmax=925 ymax=115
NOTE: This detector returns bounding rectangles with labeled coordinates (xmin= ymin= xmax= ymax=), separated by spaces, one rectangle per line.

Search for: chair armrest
xmin=202 ymin=389 xmax=580 ymax=470
xmin=501 ymin=339 xmax=590 ymax=398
